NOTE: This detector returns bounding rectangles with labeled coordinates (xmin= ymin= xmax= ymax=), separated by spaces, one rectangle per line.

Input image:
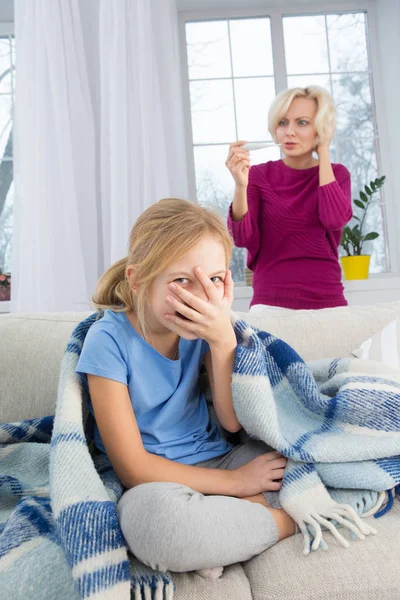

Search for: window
xmin=0 ymin=32 xmax=14 ymax=300
xmin=283 ymin=13 xmax=385 ymax=273
xmin=182 ymin=8 xmax=386 ymax=283
xmin=185 ymin=18 xmax=278 ymax=284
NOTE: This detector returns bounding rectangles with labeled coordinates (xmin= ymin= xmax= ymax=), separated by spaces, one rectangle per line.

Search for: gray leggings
xmin=117 ymin=440 xmax=281 ymax=572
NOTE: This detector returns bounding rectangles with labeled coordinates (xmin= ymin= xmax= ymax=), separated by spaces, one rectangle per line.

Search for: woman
xmin=226 ymin=86 xmax=352 ymax=311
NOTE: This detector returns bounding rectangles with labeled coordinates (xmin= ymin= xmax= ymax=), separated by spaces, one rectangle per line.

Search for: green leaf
xmin=347 ymin=227 xmax=362 ymax=244
xmin=363 ymin=232 xmax=380 ymax=241
xmin=354 ymin=200 xmax=365 ymax=209
xmin=370 ymin=181 xmax=376 ymax=191
xmin=352 ymin=215 xmax=360 ymax=222
xmin=364 ymin=185 xmax=372 ymax=195
xmin=360 ymin=191 xmax=368 ymax=203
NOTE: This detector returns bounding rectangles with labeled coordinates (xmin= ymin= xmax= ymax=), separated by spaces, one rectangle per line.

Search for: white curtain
xmin=12 ymin=0 xmax=189 ymax=312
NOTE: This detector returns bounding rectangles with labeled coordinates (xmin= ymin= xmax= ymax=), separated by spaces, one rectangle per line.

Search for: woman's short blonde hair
xmin=268 ymin=86 xmax=336 ymax=145
xmin=92 ymin=198 xmax=233 ymax=337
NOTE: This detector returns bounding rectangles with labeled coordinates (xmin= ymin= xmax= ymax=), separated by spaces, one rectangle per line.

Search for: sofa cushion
xmin=243 ymin=502 xmax=400 ymax=600
xmin=237 ymin=300 xmax=400 ymax=361
xmin=0 ymin=312 xmax=92 ymax=423
xmin=352 ymin=318 xmax=400 ymax=369
xmin=172 ymin=563 xmax=252 ymax=600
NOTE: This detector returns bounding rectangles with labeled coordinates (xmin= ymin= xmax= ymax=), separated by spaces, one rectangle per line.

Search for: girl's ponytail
xmin=92 ymin=257 xmax=133 ymax=312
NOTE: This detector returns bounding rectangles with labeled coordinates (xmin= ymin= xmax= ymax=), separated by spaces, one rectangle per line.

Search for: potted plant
xmin=340 ymin=176 xmax=385 ymax=280
xmin=0 ymin=272 xmax=11 ymax=301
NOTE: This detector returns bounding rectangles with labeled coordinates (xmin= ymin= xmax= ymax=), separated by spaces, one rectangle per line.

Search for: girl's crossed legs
xmin=117 ymin=440 xmax=295 ymax=573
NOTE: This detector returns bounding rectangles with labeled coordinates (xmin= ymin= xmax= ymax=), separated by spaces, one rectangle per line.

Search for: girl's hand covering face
xmin=164 ymin=268 xmax=234 ymax=346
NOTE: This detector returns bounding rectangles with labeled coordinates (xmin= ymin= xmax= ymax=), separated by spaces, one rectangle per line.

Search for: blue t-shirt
xmin=76 ymin=310 xmax=232 ymax=464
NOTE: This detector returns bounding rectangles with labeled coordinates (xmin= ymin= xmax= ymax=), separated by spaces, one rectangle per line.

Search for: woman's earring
xmin=312 ymin=138 xmax=319 ymax=159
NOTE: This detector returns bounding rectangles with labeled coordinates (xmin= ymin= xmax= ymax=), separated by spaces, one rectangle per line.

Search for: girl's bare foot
xmin=196 ymin=566 xmax=224 ymax=579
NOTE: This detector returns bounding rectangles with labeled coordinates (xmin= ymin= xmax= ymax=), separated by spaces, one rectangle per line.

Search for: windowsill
xmin=234 ymin=274 xmax=400 ymax=298
xmin=343 ymin=275 xmax=400 ymax=292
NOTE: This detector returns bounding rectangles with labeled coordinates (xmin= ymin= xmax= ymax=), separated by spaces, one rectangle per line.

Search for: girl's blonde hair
xmin=268 ymin=86 xmax=336 ymax=145
xmin=93 ymin=198 xmax=233 ymax=336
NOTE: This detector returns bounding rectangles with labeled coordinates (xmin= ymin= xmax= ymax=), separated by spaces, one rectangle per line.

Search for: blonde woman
xmin=226 ymin=86 xmax=352 ymax=310
xmin=76 ymin=199 xmax=295 ymax=579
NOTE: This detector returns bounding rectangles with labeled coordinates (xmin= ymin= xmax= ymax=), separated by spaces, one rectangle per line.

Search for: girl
xmin=76 ymin=198 xmax=295 ymax=577
xmin=226 ymin=86 xmax=352 ymax=311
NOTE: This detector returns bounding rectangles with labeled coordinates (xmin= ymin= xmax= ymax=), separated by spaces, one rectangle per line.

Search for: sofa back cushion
xmin=2 ymin=300 xmax=400 ymax=423
xmin=0 ymin=312 xmax=92 ymax=423
xmin=236 ymin=300 xmax=400 ymax=362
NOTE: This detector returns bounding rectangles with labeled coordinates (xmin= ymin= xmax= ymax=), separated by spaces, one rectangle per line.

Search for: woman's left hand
xmin=164 ymin=268 xmax=235 ymax=348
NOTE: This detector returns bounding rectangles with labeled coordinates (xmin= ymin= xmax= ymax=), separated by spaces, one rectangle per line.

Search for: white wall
xmin=177 ymin=0 xmax=357 ymax=9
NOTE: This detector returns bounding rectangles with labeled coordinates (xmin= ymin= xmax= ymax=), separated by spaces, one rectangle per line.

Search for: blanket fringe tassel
xmin=299 ymin=503 xmax=377 ymax=555
xmin=132 ymin=579 xmax=174 ymax=600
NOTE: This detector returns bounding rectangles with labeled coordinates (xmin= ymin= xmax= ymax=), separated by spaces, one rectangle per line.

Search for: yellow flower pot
xmin=340 ymin=255 xmax=370 ymax=280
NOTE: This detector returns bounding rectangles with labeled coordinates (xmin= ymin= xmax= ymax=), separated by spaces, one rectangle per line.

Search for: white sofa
xmin=1 ymin=301 xmax=400 ymax=599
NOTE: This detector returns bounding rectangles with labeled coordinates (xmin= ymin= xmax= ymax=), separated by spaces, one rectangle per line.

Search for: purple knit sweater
xmin=227 ymin=159 xmax=352 ymax=310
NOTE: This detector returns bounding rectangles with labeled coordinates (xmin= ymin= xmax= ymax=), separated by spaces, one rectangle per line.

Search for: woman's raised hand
xmin=315 ymin=135 xmax=332 ymax=159
xmin=225 ymin=141 xmax=250 ymax=188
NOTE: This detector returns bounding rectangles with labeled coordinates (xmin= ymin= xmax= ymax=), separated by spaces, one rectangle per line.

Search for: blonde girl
xmin=226 ymin=86 xmax=352 ymax=311
xmin=76 ymin=198 xmax=295 ymax=578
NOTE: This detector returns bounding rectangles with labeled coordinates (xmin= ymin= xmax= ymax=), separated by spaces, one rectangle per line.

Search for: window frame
xmin=178 ymin=0 xmax=398 ymax=293
xmin=0 ymin=20 xmax=14 ymax=313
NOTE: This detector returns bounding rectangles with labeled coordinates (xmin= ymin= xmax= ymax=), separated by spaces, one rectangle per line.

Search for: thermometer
xmin=242 ymin=142 xmax=283 ymax=151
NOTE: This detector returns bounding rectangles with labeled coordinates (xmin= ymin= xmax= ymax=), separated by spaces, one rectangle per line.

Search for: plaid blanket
xmin=231 ymin=315 xmax=400 ymax=554
xmin=0 ymin=313 xmax=173 ymax=599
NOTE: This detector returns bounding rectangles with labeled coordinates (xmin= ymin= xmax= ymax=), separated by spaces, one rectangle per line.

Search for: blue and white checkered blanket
xmin=0 ymin=313 xmax=173 ymax=599
xmin=231 ymin=316 xmax=400 ymax=553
